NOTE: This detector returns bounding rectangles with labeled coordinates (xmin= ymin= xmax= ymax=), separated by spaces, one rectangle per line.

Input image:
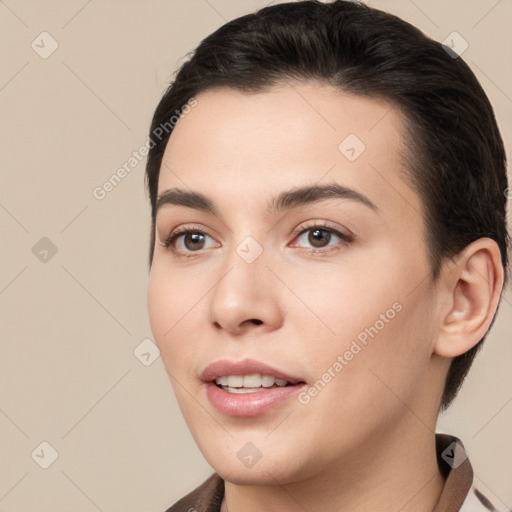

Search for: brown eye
xmin=308 ymin=228 xmax=332 ymax=248
xmin=294 ymin=225 xmax=351 ymax=252
xmin=183 ymin=232 xmax=206 ymax=251
xmin=163 ymin=228 xmax=219 ymax=256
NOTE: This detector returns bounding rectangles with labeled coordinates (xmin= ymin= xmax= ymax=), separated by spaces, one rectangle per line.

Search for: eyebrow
xmin=155 ymin=183 xmax=378 ymax=216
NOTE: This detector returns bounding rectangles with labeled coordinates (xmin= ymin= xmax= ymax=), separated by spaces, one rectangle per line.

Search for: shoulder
xmin=163 ymin=473 xmax=224 ymax=512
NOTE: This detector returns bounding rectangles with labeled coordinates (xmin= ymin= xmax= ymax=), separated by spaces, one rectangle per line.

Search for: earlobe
xmin=434 ymin=238 xmax=504 ymax=358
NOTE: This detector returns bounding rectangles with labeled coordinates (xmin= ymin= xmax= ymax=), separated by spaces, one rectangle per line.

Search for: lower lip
xmin=205 ymin=382 xmax=305 ymax=417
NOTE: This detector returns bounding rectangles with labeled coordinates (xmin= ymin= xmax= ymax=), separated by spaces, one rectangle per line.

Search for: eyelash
xmin=161 ymin=221 xmax=353 ymax=259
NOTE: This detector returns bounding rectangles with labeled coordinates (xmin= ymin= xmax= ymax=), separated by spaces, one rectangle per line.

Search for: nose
xmin=208 ymin=243 xmax=284 ymax=337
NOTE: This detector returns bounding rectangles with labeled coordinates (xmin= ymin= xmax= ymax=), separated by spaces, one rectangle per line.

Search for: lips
xmin=201 ymin=358 xmax=307 ymax=417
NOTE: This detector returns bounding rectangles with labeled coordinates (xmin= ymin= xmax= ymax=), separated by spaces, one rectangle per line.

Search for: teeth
xmin=216 ymin=376 xmax=229 ymax=386
xmin=261 ymin=375 xmax=275 ymax=387
xmin=223 ymin=387 xmax=262 ymax=394
xmin=214 ymin=374 xmax=290 ymax=389
xmin=243 ymin=374 xmax=261 ymax=387
xmin=227 ymin=376 xmax=244 ymax=388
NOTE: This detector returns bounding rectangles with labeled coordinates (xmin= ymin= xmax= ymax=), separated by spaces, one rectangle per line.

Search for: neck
xmin=220 ymin=424 xmax=445 ymax=512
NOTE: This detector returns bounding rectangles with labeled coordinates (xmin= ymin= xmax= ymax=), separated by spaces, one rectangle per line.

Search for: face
xmin=147 ymin=82 xmax=447 ymax=485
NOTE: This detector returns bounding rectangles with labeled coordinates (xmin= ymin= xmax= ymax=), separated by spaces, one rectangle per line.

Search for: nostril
xmin=250 ymin=319 xmax=263 ymax=325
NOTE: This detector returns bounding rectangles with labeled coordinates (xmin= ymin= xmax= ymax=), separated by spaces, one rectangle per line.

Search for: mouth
xmin=201 ymin=359 xmax=306 ymax=417
xmin=213 ymin=373 xmax=301 ymax=394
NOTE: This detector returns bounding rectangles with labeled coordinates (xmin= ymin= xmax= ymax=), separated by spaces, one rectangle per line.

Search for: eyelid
xmin=160 ymin=223 xmax=217 ymax=248
xmin=290 ymin=220 xmax=352 ymax=239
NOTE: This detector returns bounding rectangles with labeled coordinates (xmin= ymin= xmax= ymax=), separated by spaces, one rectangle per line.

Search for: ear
xmin=434 ymin=238 xmax=505 ymax=358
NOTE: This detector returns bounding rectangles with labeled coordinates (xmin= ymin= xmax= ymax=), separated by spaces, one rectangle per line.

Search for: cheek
xmin=147 ymin=268 xmax=189 ymax=361
xmin=294 ymin=297 xmax=434 ymax=452
xmin=325 ymin=286 xmax=436 ymax=417
xmin=282 ymin=257 xmax=400 ymax=346
xmin=290 ymin=249 xmax=434 ymax=392
xmin=147 ymin=270 xmax=169 ymax=344
xmin=147 ymin=263 xmax=215 ymax=387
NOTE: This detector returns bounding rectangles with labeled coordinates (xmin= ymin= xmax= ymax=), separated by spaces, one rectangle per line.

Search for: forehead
xmin=158 ymin=82 xmax=422 ymax=222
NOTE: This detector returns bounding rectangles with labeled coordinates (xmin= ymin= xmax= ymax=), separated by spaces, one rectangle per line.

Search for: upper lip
xmin=200 ymin=358 xmax=305 ymax=384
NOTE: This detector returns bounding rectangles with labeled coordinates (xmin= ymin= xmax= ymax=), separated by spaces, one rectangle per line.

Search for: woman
xmin=145 ymin=1 xmax=509 ymax=510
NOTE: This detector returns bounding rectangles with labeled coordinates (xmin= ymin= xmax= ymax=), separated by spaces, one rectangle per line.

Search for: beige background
xmin=1 ymin=0 xmax=511 ymax=510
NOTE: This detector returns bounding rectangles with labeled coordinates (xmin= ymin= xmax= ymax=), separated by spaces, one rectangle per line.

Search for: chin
xmin=200 ymin=443 xmax=313 ymax=486
xmin=218 ymin=464 xmax=302 ymax=486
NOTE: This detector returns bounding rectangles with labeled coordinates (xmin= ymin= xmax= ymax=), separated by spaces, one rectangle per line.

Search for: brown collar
xmin=434 ymin=434 xmax=474 ymax=511
xmin=165 ymin=434 xmax=473 ymax=512
xmin=165 ymin=472 xmax=224 ymax=512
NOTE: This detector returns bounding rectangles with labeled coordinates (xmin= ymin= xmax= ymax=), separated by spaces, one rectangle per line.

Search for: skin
xmin=147 ymin=82 xmax=504 ymax=512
